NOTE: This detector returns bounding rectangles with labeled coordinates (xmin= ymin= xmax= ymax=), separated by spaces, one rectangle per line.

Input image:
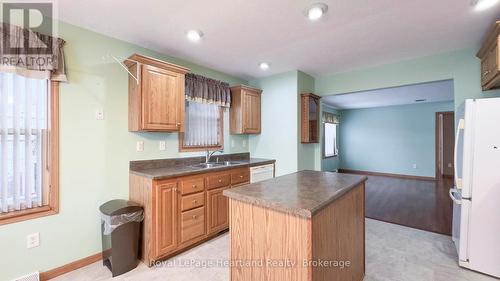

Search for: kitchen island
xmin=223 ymin=170 xmax=367 ymax=281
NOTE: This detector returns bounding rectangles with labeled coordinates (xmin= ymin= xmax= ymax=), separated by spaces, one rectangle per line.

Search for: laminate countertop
xmin=129 ymin=157 xmax=275 ymax=180
xmin=223 ymin=170 xmax=367 ymax=218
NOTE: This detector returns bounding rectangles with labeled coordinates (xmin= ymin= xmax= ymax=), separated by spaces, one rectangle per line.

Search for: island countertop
xmin=223 ymin=170 xmax=367 ymax=218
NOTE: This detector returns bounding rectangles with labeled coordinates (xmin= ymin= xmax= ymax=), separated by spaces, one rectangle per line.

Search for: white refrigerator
xmin=450 ymin=98 xmax=500 ymax=278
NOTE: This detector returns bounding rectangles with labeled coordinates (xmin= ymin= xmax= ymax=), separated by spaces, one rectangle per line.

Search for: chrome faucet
xmin=205 ymin=150 xmax=223 ymax=163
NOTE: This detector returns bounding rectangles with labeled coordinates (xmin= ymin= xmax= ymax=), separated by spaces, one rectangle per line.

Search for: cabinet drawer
xmin=207 ymin=173 xmax=231 ymax=190
xmin=231 ymin=168 xmax=250 ymax=185
xmin=181 ymin=192 xmax=205 ymax=211
xmin=179 ymin=177 xmax=205 ymax=195
xmin=180 ymin=207 xmax=205 ymax=243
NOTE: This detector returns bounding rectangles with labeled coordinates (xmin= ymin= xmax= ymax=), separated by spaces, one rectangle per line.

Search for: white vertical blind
xmin=184 ymin=101 xmax=220 ymax=147
xmin=0 ymin=73 xmax=48 ymax=213
xmin=324 ymin=123 xmax=338 ymax=157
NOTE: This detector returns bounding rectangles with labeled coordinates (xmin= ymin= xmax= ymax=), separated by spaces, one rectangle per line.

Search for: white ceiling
xmin=322 ymin=80 xmax=454 ymax=109
xmin=58 ymin=0 xmax=500 ymax=80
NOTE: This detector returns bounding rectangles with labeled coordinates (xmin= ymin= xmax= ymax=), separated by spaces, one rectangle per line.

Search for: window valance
xmin=185 ymin=73 xmax=231 ymax=107
xmin=0 ymin=23 xmax=67 ymax=81
xmin=322 ymin=111 xmax=340 ymax=124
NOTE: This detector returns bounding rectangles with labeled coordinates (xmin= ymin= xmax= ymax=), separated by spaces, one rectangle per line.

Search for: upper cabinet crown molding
xmin=230 ymin=85 xmax=262 ymax=134
xmin=127 ymin=53 xmax=190 ymax=132
xmin=477 ymin=21 xmax=500 ymax=91
xmin=301 ymin=93 xmax=320 ymax=144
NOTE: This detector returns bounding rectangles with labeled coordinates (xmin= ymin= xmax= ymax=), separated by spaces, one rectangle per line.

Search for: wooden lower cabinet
xmin=130 ymin=166 xmax=250 ymax=266
xmin=154 ymin=181 xmax=178 ymax=258
xmin=207 ymin=187 xmax=230 ymax=234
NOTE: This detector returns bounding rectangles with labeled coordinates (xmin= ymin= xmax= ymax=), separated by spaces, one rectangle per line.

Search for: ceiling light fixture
xmin=186 ymin=30 xmax=203 ymax=42
xmin=415 ymin=99 xmax=427 ymax=102
xmin=259 ymin=62 xmax=270 ymax=70
xmin=472 ymin=0 xmax=499 ymax=11
xmin=307 ymin=3 xmax=328 ymax=21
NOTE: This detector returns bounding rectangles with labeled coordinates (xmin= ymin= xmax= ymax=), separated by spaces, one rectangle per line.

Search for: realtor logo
xmin=1 ymin=1 xmax=55 ymax=55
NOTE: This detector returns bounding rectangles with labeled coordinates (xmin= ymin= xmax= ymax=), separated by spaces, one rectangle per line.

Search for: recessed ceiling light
xmin=307 ymin=3 xmax=328 ymax=21
xmin=186 ymin=30 xmax=203 ymax=42
xmin=259 ymin=62 xmax=270 ymax=70
xmin=472 ymin=0 xmax=499 ymax=11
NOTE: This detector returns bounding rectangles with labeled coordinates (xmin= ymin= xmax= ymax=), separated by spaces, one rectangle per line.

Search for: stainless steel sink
xmin=191 ymin=162 xmax=223 ymax=169
xmin=222 ymin=161 xmax=244 ymax=166
xmin=191 ymin=161 xmax=244 ymax=169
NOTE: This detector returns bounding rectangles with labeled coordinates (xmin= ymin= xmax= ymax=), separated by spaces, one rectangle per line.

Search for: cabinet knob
xmin=176 ymin=123 xmax=181 ymax=127
xmin=240 ymin=175 xmax=243 ymax=178
xmin=192 ymin=215 xmax=198 ymax=219
xmin=484 ymin=70 xmax=491 ymax=76
xmin=173 ymin=187 xmax=178 ymax=192
xmin=218 ymin=179 xmax=222 ymax=183
xmin=192 ymin=184 xmax=197 ymax=188
xmin=193 ymin=200 xmax=198 ymax=204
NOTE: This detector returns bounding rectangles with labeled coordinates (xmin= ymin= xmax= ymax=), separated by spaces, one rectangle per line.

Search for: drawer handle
xmin=193 ymin=200 xmax=198 ymax=204
xmin=218 ymin=179 xmax=222 ymax=183
xmin=239 ymin=175 xmax=243 ymax=178
xmin=192 ymin=215 xmax=198 ymax=219
xmin=192 ymin=184 xmax=197 ymax=189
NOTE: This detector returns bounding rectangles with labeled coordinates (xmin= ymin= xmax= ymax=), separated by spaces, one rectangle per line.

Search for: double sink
xmin=191 ymin=161 xmax=245 ymax=169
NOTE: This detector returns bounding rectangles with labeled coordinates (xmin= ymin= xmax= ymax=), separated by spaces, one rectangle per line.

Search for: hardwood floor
xmin=352 ymin=173 xmax=453 ymax=235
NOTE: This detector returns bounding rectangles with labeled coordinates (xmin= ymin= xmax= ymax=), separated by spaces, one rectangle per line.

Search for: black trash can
xmin=100 ymin=199 xmax=143 ymax=277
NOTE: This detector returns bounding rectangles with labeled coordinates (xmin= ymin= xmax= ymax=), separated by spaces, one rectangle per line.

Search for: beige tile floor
xmin=53 ymin=219 xmax=497 ymax=281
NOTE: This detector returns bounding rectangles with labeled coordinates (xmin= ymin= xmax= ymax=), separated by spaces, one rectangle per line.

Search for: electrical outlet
xmin=412 ymin=164 xmax=417 ymax=169
xmin=26 ymin=232 xmax=40 ymax=249
xmin=136 ymin=141 xmax=144 ymax=152
xmin=242 ymin=140 xmax=247 ymax=148
xmin=231 ymin=139 xmax=235 ymax=148
xmin=95 ymin=109 xmax=104 ymax=120
xmin=159 ymin=141 xmax=166 ymax=151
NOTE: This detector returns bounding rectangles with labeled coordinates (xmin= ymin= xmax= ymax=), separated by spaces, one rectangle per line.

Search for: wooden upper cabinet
xmin=477 ymin=21 xmax=500 ymax=91
xmin=154 ymin=181 xmax=178 ymax=257
xmin=301 ymin=93 xmax=320 ymax=143
xmin=230 ymin=85 xmax=262 ymax=134
xmin=126 ymin=54 xmax=190 ymax=132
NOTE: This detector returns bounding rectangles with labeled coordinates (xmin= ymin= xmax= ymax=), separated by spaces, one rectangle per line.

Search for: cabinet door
xmin=141 ymin=64 xmax=183 ymax=131
xmin=482 ymin=43 xmax=499 ymax=87
xmin=207 ymin=187 xmax=229 ymax=234
xmin=243 ymin=91 xmax=261 ymax=133
xmin=155 ymin=182 xmax=178 ymax=257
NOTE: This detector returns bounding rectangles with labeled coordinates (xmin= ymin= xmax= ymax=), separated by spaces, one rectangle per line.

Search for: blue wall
xmin=339 ymin=101 xmax=454 ymax=177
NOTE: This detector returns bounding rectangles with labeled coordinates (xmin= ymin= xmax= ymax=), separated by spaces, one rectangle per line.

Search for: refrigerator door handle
xmin=449 ymin=188 xmax=462 ymax=205
xmin=454 ymin=119 xmax=465 ymax=189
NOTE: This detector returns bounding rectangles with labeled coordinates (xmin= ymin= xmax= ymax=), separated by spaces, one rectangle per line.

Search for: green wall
xmin=297 ymin=71 xmax=320 ymax=171
xmin=314 ymin=48 xmax=500 ymax=108
xmin=320 ymin=104 xmax=340 ymax=172
xmin=339 ymin=101 xmax=454 ymax=177
xmin=0 ymin=21 xmax=248 ymax=281
xmin=249 ymin=71 xmax=299 ymax=176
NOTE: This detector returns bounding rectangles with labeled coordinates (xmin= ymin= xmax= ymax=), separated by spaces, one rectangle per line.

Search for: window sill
xmin=179 ymin=145 xmax=224 ymax=152
xmin=0 ymin=206 xmax=58 ymax=226
xmin=323 ymin=154 xmax=338 ymax=159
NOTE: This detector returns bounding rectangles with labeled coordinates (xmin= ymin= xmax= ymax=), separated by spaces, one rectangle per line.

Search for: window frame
xmin=323 ymin=122 xmax=338 ymax=159
xmin=0 ymin=81 xmax=59 ymax=225
xmin=178 ymin=106 xmax=224 ymax=152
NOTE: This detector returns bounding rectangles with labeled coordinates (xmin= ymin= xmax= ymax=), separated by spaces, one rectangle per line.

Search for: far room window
xmin=0 ymin=73 xmax=59 ymax=225
xmin=179 ymin=101 xmax=224 ymax=151
xmin=324 ymin=122 xmax=338 ymax=158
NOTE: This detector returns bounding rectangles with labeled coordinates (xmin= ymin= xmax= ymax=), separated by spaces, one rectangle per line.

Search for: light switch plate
xmin=136 ymin=141 xmax=144 ymax=152
xmin=159 ymin=141 xmax=166 ymax=151
xmin=412 ymin=164 xmax=417 ymax=169
xmin=26 ymin=232 xmax=40 ymax=249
